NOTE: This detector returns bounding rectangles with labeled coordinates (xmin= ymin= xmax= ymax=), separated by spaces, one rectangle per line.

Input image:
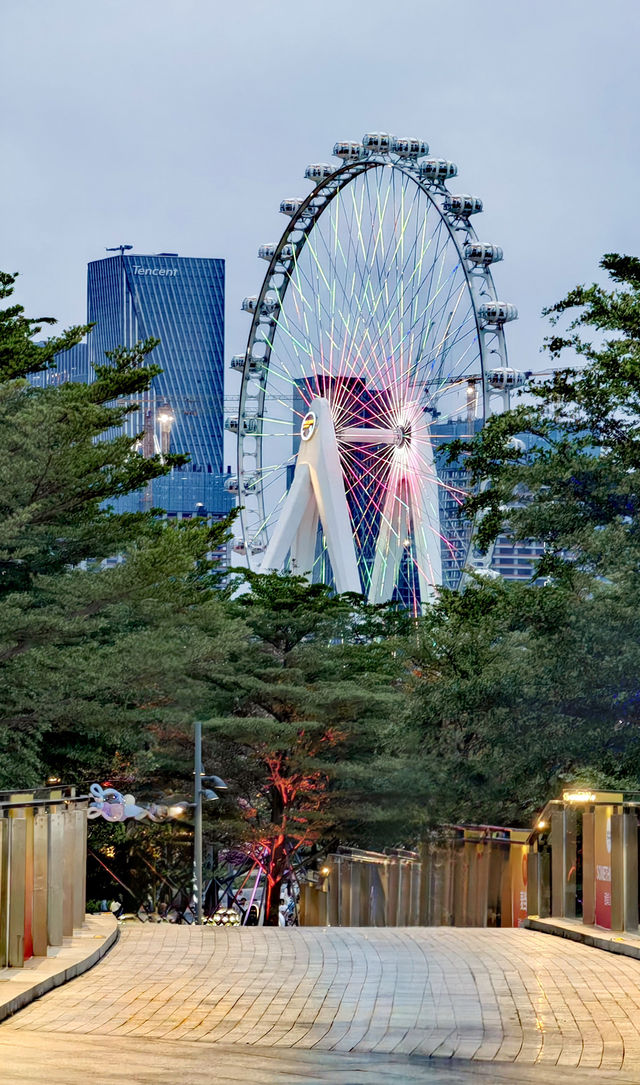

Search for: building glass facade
xmin=87 ymin=253 xmax=232 ymax=523
xmin=437 ymin=421 xmax=547 ymax=587
xmin=29 ymin=342 xmax=89 ymax=388
xmin=432 ymin=419 xmax=477 ymax=591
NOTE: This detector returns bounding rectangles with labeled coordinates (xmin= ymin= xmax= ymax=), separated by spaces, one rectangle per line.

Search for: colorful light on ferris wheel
xmin=227 ymin=132 xmax=519 ymax=613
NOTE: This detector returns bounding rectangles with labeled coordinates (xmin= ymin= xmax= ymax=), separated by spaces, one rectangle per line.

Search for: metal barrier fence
xmin=0 ymin=787 xmax=88 ymax=968
xmin=527 ymin=788 xmax=640 ymax=932
xmin=300 ymin=829 xmax=529 ymax=928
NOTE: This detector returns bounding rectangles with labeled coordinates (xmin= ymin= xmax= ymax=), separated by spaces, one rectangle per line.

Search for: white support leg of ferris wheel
xmin=259 ymin=461 xmax=314 ymax=575
xmin=260 ymin=397 xmax=361 ymax=594
xmin=290 ymin=478 xmax=319 ymax=577
xmin=368 ymin=480 xmax=410 ymax=605
xmin=411 ymin=473 xmax=444 ymax=608
xmin=367 ymin=435 xmax=442 ymax=608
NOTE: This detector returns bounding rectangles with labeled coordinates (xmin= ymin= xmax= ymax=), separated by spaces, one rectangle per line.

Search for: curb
xmin=525 ymin=917 xmax=640 ymax=961
xmin=0 ymin=916 xmax=119 ymax=1024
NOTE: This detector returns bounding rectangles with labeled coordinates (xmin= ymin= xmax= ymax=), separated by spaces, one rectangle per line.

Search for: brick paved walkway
xmin=3 ymin=925 xmax=640 ymax=1082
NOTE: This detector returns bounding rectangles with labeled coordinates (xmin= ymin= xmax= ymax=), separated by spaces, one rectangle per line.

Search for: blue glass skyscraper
xmin=87 ymin=252 xmax=232 ymax=522
xmin=30 ymin=341 xmax=89 ymax=388
xmin=436 ymin=419 xmax=545 ymax=586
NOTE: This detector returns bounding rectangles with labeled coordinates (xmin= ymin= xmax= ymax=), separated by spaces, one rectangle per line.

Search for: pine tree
xmin=0 ymin=271 xmax=236 ymax=787
xmin=200 ymin=573 xmax=417 ymax=924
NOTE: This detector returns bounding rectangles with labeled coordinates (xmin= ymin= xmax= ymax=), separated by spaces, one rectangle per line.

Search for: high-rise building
xmin=437 ymin=420 xmax=547 ymax=586
xmin=30 ymin=341 xmax=89 ymax=387
xmin=86 ymin=252 xmax=232 ymax=532
xmin=432 ymin=418 xmax=477 ymax=591
xmin=484 ymin=428 xmax=546 ymax=581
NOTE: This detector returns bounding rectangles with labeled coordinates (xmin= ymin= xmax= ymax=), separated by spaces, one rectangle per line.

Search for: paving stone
xmin=3 ymin=925 xmax=640 ymax=1080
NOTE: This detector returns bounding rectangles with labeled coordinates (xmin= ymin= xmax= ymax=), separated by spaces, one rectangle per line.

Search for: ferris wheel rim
xmin=235 ymin=146 xmax=510 ymax=576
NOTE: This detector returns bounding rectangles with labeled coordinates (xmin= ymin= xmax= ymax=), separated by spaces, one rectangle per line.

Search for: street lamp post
xmin=192 ymin=721 xmax=227 ymax=925
xmin=194 ymin=720 xmax=204 ymax=924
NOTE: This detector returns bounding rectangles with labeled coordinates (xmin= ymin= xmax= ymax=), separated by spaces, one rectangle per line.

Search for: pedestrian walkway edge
xmin=525 ymin=916 xmax=640 ymax=961
xmin=0 ymin=914 xmax=119 ymax=1024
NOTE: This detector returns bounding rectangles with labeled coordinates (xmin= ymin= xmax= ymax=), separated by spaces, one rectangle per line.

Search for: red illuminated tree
xmin=204 ymin=572 xmax=411 ymax=925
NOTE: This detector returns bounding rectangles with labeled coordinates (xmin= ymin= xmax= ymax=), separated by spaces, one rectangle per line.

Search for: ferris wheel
xmin=226 ymin=132 xmax=517 ymax=612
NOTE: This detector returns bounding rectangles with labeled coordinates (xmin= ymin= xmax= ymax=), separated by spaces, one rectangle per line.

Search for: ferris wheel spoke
xmin=250 ymin=456 xmax=297 ymax=484
xmin=266 ymin=270 xmax=319 ymax=387
xmin=334 ymin=179 xmax=375 ymax=381
xmin=284 ymin=237 xmax=357 ymax=383
xmin=264 ymin=311 xmax=314 ymax=372
xmin=395 ymin=327 xmax=479 ymax=412
xmin=410 ymin=227 xmax=461 ymax=367
xmin=413 ymin=303 xmax=477 ymax=404
xmin=338 ymin=445 xmax=399 ymax=542
xmin=303 ymin=179 xmax=393 ymax=420
xmin=339 ymin=175 xmax=392 ymax=349
xmin=284 ymin=250 xmax=326 ymax=379
xmin=348 ymin=206 xmax=455 ymax=397
xmin=360 ymin=278 xmax=473 ymax=411
xmin=414 ymin=289 xmax=472 ymax=400
xmin=384 ymin=182 xmax=446 ymax=340
xmin=413 ymin=251 xmax=462 ymax=378
xmin=389 ymin=168 xmax=428 ymax=368
xmin=238 ymin=142 xmax=514 ymax=608
xmin=428 ymin=328 xmax=479 ymax=391
xmin=358 ymin=169 xmax=402 ymax=375
xmin=329 ymin=171 xmax=399 ymax=390
xmin=258 ymin=353 xmax=315 ymax=409
xmin=249 ymin=485 xmax=293 ymax=542
xmin=319 ymin=200 xmax=383 ymax=384
xmin=420 ymin=297 xmax=477 ymax=373
xmin=339 ymin=441 xmax=394 ymax=492
xmin=425 ymin=279 xmax=471 ymax=377
xmin=408 ymin=442 xmax=465 ymax=499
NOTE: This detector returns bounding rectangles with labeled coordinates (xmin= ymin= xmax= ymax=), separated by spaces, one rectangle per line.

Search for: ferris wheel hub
xmin=394 ymin=424 xmax=411 ymax=448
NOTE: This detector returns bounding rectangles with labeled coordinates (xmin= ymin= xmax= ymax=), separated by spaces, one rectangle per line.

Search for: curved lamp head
xmin=203 ymin=774 xmax=228 ymax=790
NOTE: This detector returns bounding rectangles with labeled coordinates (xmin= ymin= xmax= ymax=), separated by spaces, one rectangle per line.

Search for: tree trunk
xmin=264 ymin=786 xmax=287 ymax=926
xmin=264 ymin=867 xmax=285 ymax=926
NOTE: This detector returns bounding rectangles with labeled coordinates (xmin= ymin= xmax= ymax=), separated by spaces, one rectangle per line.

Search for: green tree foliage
xmin=0 ymin=518 xmax=238 ymax=789
xmin=0 ymin=272 xmax=236 ymax=788
xmin=407 ymin=576 xmax=640 ymax=826
xmin=0 ymin=274 xmax=191 ymax=590
xmin=451 ymin=253 xmax=640 ymax=579
xmin=0 ymin=270 xmax=88 ymax=382
xmin=199 ymin=573 xmax=417 ymax=923
xmin=407 ymin=254 xmax=640 ymax=825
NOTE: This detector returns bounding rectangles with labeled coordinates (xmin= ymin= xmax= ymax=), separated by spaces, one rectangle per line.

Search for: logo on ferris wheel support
xmin=300 ymin=411 xmax=317 ymax=441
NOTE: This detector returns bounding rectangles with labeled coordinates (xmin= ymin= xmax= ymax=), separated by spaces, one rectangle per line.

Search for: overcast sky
xmin=3 ymin=0 xmax=639 ymax=403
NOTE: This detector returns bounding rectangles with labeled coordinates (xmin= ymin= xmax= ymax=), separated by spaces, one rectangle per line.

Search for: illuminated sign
xmin=595 ymin=806 xmax=613 ymax=927
xmin=562 ymin=790 xmax=596 ymax=803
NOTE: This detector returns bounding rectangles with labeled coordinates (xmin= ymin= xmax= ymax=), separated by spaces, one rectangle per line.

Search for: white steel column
xmin=261 ymin=398 xmax=361 ymax=594
xmin=368 ymin=412 xmax=442 ymax=607
xmin=260 ymin=396 xmax=442 ymax=608
xmin=259 ymin=462 xmax=314 ymax=575
xmin=290 ymin=483 xmax=319 ymax=576
xmin=368 ymin=479 xmax=410 ymax=605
